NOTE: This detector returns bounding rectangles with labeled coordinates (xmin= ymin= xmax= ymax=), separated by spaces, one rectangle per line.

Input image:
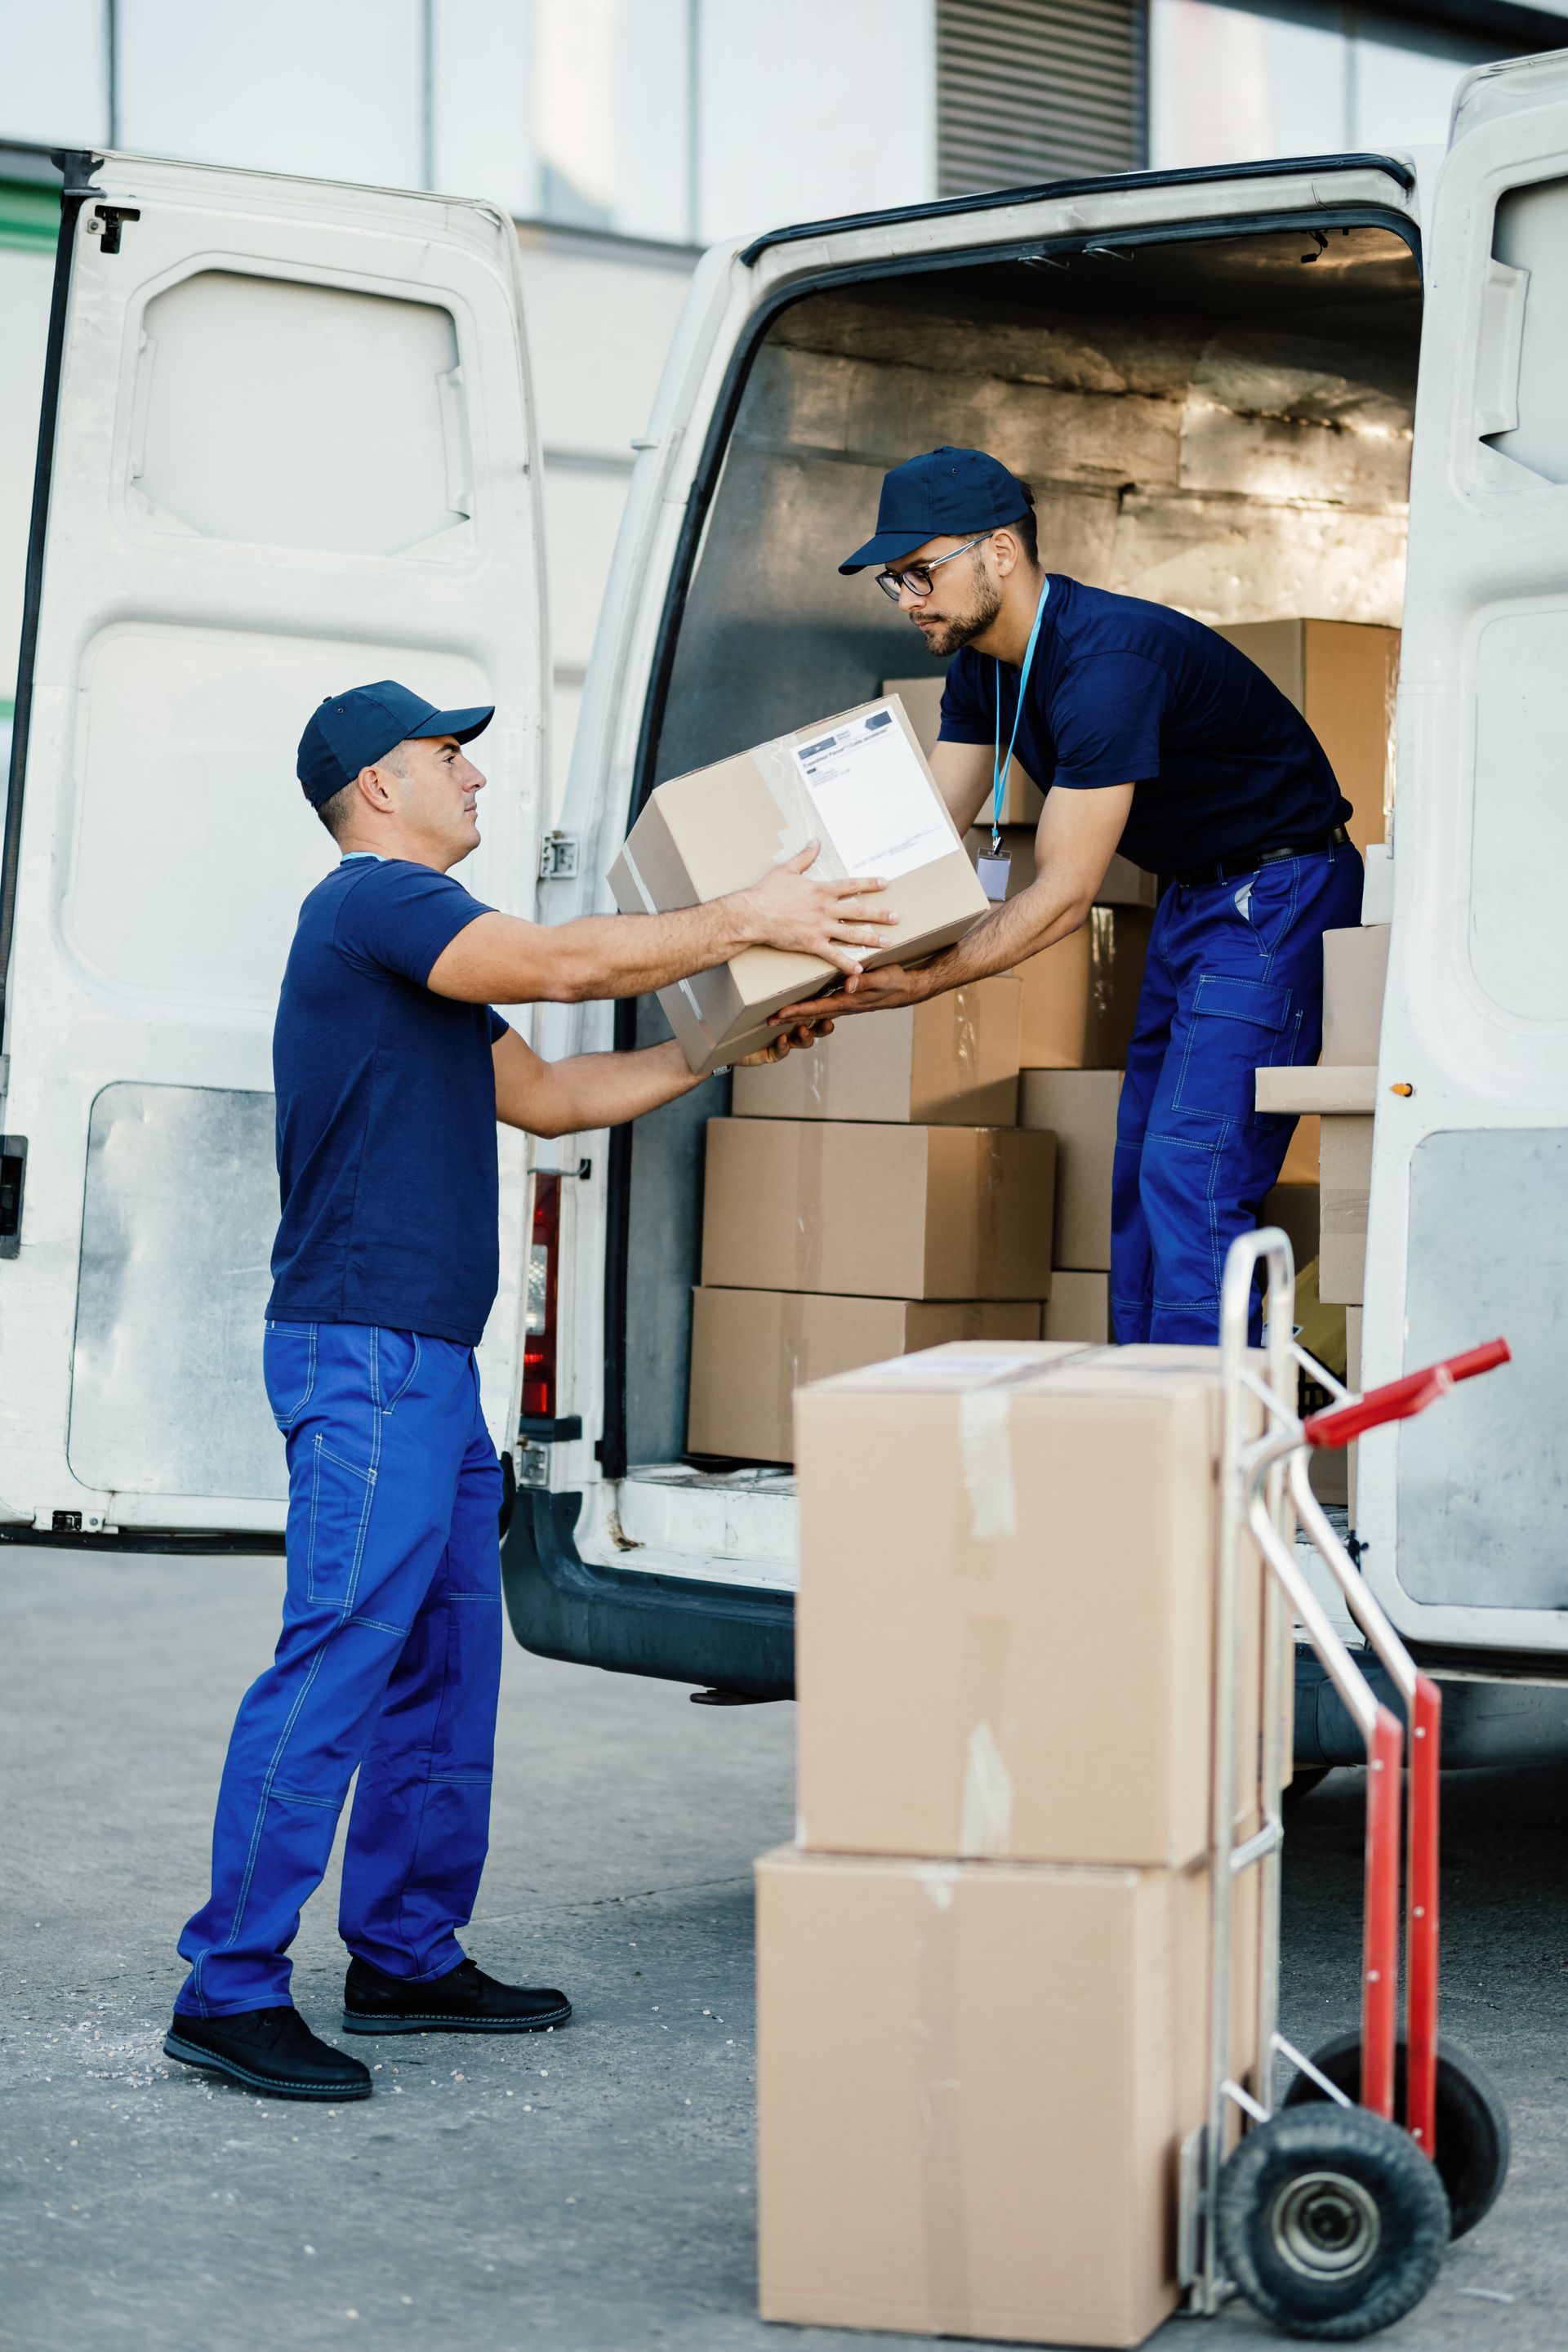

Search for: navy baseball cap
xmin=296 ymin=679 xmax=494 ymax=808
xmin=840 ymin=446 xmax=1032 ymax=574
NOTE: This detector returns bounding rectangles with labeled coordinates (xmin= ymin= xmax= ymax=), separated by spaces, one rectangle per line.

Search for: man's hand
xmin=733 ymin=1017 xmax=835 ymax=1067
xmin=737 ymin=845 xmax=898 ymax=976
xmin=772 ymin=963 xmax=929 ymax=1027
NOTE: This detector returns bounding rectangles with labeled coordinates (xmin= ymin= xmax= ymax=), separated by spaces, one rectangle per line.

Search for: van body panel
xmin=545 ymin=158 xmax=1423 ymax=1629
xmin=1362 ymin=50 xmax=1568 ymax=1652
xmin=0 ymin=154 xmax=546 ymax=1533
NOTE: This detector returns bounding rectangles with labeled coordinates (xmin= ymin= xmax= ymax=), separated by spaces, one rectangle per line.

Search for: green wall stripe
xmin=0 ymin=180 xmax=60 ymax=255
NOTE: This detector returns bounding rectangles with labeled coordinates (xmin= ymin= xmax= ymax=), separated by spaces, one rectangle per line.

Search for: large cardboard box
xmin=1042 ymin=1269 xmax=1109 ymax=1343
xmin=757 ymin=1845 xmax=1258 ymax=2348
xmin=687 ymin=1289 xmax=1042 ymax=1462
xmin=1215 ymin=620 xmax=1398 ymax=852
xmin=730 ymin=978 xmax=1020 ymax=1125
xmin=701 ymin=1120 xmax=1056 ymax=1301
xmin=609 ymin=697 xmax=987 ymax=1076
xmin=1018 ymin=906 xmax=1152 ymax=1069
xmin=794 ymin=1343 xmax=1262 ymax=1867
xmin=964 ymin=822 xmax=1157 ymax=910
xmin=1320 ymin=1116 xmax=1374 ymax=1306
xmin=1019 ymin=1068 xmax=1120 ymax=1268
xmin=1322 ymin=924 xmax=1390 ymax=1067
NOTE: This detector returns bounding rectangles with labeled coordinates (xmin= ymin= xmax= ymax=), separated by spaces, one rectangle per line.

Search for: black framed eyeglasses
xmin=874 ymin=532 xmax=992 ymax=604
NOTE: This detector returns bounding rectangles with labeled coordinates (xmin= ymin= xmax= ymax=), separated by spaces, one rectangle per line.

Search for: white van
xmin=5 ymin=54 xmax=1568 ymax=1765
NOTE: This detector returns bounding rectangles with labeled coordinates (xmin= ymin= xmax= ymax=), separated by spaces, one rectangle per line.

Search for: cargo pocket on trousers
xmin=1171 ymin=975 xmax=1296 ymax=1125
xmin=306 ymin=1437 xmax=377 ymax=1608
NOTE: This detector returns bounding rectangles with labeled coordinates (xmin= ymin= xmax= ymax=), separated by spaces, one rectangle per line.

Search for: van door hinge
xmin=88 ymin=204 xmax=140 ymax=255
xmin=538 ymin=831 xmax=579 ymax=881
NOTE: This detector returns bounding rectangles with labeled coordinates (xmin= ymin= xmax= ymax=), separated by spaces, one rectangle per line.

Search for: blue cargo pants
xmin=176 ymin=1322 xmax=504 ymax=2016
xmin=1111 ymin=844 xmax=1364 ymax=1345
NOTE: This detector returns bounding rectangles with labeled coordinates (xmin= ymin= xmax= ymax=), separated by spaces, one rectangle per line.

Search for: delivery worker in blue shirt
xmin=780 ymin=445 xmax=1363 ymax=1343
xmin=167 ymin=680 xmax=877 ymax=2103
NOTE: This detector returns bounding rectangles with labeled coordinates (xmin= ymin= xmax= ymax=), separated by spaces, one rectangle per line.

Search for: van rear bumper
xmin=499 ymin=1486 xmax=795 ymax=1699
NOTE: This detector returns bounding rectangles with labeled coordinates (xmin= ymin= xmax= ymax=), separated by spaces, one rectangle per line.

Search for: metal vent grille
xmin=937 ymin=0 xmax=1146 ymax=198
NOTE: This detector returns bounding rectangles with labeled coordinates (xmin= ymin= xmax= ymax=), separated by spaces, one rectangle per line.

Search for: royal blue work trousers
xmin=176 ymin=1323 xmax=504 ymax=2017
xmin=1111 ymin=844 xmax=1364 ymax=1345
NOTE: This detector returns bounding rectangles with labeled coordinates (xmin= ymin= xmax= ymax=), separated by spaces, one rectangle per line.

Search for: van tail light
xmin=522 ymin=1172 xmax=560 ymax=1423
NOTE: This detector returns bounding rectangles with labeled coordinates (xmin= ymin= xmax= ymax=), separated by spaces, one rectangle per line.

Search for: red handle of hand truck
xmin=1304 ymin=1337 xmax=1511 ymax=1450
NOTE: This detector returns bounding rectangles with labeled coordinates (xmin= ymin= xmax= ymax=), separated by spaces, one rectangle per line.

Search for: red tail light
xmin=522 ymin=1172 xmax=559 ymax=1423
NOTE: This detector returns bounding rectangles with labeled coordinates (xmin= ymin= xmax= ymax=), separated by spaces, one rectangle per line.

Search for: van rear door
xmin=1366 ymin=52 xmax=1568 ymax=1653
xmin=0 ymin=153 xmax=546 ymax=1540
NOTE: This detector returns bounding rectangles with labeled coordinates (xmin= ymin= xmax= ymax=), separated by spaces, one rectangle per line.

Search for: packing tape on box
xmin=778 ymin=1320 xmax=809 ymax=1453
xmin=952 ymin=985 xmax=978 ymax=1084
xmin=973 ymin=1131 xmax=1005 ymax=1296
xmin=617 ymin=842 xmax=708 ymax=1027
xmin=794 ymin=1126 xmax=827 ymax=1291
xmin=958 ymin=1616 xmax=1014 ymax=1859
xmin=913 ymin=1863 xmax=974 ymax=2334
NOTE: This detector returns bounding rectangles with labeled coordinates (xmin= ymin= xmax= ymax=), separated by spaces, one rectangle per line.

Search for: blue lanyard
xmin=991 ymin=578 xmax=1049 ymax=852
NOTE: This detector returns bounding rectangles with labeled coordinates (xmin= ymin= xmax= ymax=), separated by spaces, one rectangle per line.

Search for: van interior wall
xmin=621 ymin=224 xmax=1421 ymax=1469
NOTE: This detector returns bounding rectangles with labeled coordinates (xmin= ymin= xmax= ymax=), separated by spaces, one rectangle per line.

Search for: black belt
xmin=1175 ymin=826 xmax=1348 ymax=889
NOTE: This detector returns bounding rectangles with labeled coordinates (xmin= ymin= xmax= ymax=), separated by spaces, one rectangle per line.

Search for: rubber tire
xmin=1218 ymin=2105 xmax=1450 ymax=2341
xmin=1283 ymin=2031 xmax=1510 ymax=2240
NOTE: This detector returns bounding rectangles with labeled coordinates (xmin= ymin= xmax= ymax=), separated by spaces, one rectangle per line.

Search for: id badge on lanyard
xmin=977 ymin=579 xmax=1049 ymax=904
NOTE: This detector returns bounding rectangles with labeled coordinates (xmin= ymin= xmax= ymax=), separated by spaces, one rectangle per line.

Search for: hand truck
xmin=1178 ymin=1227 xmax=1512 ymax=2340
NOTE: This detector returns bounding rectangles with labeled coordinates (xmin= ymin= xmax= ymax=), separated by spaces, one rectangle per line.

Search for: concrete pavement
xmin=1 ymin=1548 xmax=1560 ymax=2350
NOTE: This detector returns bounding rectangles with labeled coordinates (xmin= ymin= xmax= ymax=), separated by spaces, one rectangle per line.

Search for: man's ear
xmin=354 ymin=762 xmax=396 ymax=813
xmin=990 ymin=524 xmax=1022 ymax=578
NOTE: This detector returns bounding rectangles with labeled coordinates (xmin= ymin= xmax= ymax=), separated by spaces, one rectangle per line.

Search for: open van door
xmin=1365 ymin=52 xmax=1568 ymax=1654
xmin=0 ymin=153 xmax=546 ymax=1541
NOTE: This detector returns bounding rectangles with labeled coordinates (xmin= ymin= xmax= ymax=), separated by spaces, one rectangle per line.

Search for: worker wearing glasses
xmin=778 ymin=445 xmax=1364 ymax=1345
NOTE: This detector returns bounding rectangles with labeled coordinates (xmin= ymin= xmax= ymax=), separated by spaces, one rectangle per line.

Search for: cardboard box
xmin=964 ymin=822 xmax=1157 ymax=910
xmin=687 ymin=1289 xmax=1042 ymax=1462
xmin=701 ymin=1120 xmax=1056 ymax=1302
xmin=1320 ymin=1116 xmax=1374 ymax=1307
xmin=1322 ymin=924 xmax=1390 ymax=1067
xmin=730 ymin=978 xmax=1020 ymax=1126
xmin=757 ymin=1845 xmax=1258 ymax=2348
xmin=609 ymin=697 xmax=987 ymax=1077
xmin=1018 ymin=906 xmax=1152 ymax=1069
xmin=1216 ymin=620 xmax=1398 ymax=853
xmin=794 ymin=1343 xmax=1263 ymax=1867
xmin=886 ymin=675 xmax=1040 ymax=823
xmin=1019 ymin=1068 xmax=1120 ymax=1268
xmin=1042 ymin=1270 xmax=1109 ymax=1343
xmin=1261 ymin=1183 xmax=1319 ymax=1276
xmin=1256 ymin=1066 xmax=1375 ymax=1116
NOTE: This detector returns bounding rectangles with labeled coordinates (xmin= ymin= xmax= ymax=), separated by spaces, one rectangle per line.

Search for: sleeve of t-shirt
xmin=1049 ymin=653 xmax=1169 ymax=789
xmin=487 ymin=1009 xmax=509 ymax=1043
xmin=935 ymin=654 xmax=992 ymax=746
xmin=334 ymin=861 xmax=495 ymax=987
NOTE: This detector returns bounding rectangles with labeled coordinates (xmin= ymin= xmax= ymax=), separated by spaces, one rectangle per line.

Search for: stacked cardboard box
xmin=760 ymin=1343 xmax=1267 ymax=2345
xmin=689 ymin=982 xmax=1055 ymax=1461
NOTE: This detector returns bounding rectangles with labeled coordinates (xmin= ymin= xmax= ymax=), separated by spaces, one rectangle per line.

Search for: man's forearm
xmin=500 ymin=1039 xmax=700 ymax=1137
xmin=911 ymin=873 xmax=1092 ymax=997
xmin=510 ymin=901 xmax=760 ymax=1005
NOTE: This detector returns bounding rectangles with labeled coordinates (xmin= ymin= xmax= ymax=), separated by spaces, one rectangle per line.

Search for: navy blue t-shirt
xmin=938 ymin=575 xmax=1350 ymax=873
xmin=265 ymin=857 xmax=509 ymax=1348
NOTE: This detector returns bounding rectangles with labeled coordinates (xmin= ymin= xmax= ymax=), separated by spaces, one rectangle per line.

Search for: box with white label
xmin=608 ymin=698 xmax=987 ymax=1077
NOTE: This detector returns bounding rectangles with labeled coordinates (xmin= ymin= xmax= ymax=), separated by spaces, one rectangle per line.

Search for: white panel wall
xmin=0 ymin=0 xmax=110 ymax=146
xmin=115 ymin=0 xmax=425 ymax=185
xmin=697 ymin=0 xmax=937 ymax=243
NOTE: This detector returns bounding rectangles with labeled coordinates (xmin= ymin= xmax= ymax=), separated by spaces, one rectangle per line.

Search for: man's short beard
xmin=917 ymin=559 xmax=1004 ymax=658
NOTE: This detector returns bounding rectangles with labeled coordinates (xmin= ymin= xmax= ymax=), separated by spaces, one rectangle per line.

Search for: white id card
xmin=976 ymin=854 xmax=1011 ymax=902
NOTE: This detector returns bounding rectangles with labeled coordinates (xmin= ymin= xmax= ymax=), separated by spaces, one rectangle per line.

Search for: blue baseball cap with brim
xmin=296 ymin=679 xmax=494 ymax=808
xmin=840 ymin=445 xmax=1031 ymax=575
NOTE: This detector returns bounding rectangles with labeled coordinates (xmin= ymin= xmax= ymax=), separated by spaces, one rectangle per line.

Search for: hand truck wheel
xmin=1216 ymin=2105 xmax=1450 ymax=2340
xmin=1282 ymin=2030 xmax=1510 ymax=2240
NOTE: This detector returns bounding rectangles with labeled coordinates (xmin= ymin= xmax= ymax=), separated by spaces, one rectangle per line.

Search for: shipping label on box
xmin=1019 ymin=1067 xmax=1121 ymax=1268
xmin=687 ymin=1288 xmax=1042 ymax=1463
xmin=701 ymin=1118 xmax=1056 ymax=1302
xmin=731 ymin=977 xmax=1020 ymax=1126
xmin=608 ymin=697 xmax=987 ymax=1078
xmin=757 ymin=1845 xmax=1258 ymax=2350
xmin=793 ymin=1343 xmax=1264 ymax=1869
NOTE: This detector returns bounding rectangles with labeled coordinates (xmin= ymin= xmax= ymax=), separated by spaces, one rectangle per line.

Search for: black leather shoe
xmin=164 ymin=2005 xmax=372 ymax=2100
xmin=341 ymin=1953 xmax=572 ymax=2035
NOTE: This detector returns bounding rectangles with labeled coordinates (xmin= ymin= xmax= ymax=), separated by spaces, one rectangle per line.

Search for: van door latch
xmin=89 ymin=205 xmax=140 ymax=255
xmin=0 ymin=1135 xmax=27 ymax=1259
xmin=538 ymin=831 xmax=579 ymax=881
